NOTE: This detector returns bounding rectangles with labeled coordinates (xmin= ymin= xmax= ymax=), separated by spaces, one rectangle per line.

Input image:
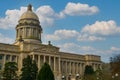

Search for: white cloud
xmin=36 ymin=5 xmax=65 ymax=27
xmin=77 ymin=34 xmax=105 ymax=41
xmin=62 ymin=2 xmax=99 ymax=16
xmin=0 ymin=5 xmax=64 ymax=29
xmin=57 ymin=42 xmax=120 ymax=62
xmin=81 ymin=20 xmax=120 ymax=36
xmin=0 ymin=33 xmax=14 ymax=44
xmin=58 ymin=43 xmax=96 ymax=54
xmin=45 ymin=20 xmax=120 ymax=42
xmin=45 ymin=29 xmax=105 ymax=42
xmin=0 ymin=7 xmax=26 ymax=29
xmin=111 ymin=47 xmax=120 ymax=51
xmin=0 ymin=3 xmax=99 ymax=29
xmin=45 ymin=29 xmax=79 ymax=41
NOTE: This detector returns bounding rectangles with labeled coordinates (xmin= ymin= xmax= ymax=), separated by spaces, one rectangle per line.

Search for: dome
xmin=20 ymin=4 xmax=39 ymax=20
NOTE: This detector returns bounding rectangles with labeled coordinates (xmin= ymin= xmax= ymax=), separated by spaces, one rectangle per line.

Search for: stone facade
xmin=0 ymin=4 xmax=102 ymax=80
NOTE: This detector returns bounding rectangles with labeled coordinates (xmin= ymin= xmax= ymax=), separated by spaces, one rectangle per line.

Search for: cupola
xmin=15 ymin=4 xmax=42 ymax=44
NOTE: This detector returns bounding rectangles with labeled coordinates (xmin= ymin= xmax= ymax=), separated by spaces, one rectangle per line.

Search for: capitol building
xmin=0 ymin=4 xmax=102 ymax=80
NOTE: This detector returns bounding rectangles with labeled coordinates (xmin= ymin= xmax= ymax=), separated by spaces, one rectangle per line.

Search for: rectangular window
xmin=0 ymin=54 xmax=3 ymax=60
xmin=0 ymin=63 xmax=2 ymax=70
xmin=12 ymin=56 xmax=16 ymax=61
xmin=6 ymin=55 xmax=10 ymax=61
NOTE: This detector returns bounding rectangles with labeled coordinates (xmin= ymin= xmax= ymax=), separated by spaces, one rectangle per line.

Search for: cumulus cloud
xmin=0 ymin=2 xmax=99 ymax=29
xmin=0 ymin=7 xmax=26 ymax=29
xmin=77 ymin=34 xmax=105 ymax=41
xmin=45 ymin=29 xmax=105 ymax=42
xmin=81 ymin=20 xmax=120 ymax=36
xmin=0 ymin=33 xmax=14 ymax=43
xmin=36 ymin=5 xmax=65 ymax=27
xmin=57 ymin=42 xmax=120 ymax=62
xmin=58 ymin=43 xmax=95 ymax=54
xmin=0 ymin=6 xmax=64 ymax=29
xmin=111 ymin=47 xmax=120 ymax=51
xmin=45 ymin=20 xmax=120 ymax=42
xmin=62 ymin=2 xmax=99 ymax=16
xmin=45 ymin=29 xmax=79 ymax=41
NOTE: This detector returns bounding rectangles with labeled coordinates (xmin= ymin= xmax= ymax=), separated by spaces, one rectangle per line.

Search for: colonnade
xmin=61 ymin=60 xmax=85 ymax=77
xmin=92 ymin=63 xmax=102 ymax=71
xmin=32 ymin=54 xmax=61 ymax=74
xmin=0 ymin=53 xmax=102 ymax=80
xmin=16 ymin=27 xmax=41 ymax=39
xmin=0 ymin=54 xmax=18 ymax=70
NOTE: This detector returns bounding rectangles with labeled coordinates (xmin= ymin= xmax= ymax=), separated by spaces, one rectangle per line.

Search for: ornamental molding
xmin=32 ymin=45 xmax=59 ymax=54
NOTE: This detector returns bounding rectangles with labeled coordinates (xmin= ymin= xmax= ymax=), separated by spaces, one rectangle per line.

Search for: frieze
xmin=0 ymin=43 xmax=20 ymax=52
xmin=60 ymin=52 xmax=85 ymax=61
xmin=32 ymin=45 xmax=59 ymax=54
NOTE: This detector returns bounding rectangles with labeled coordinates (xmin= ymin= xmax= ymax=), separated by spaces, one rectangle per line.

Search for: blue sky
xmin=0 ymin=0 xmax=120 ymax=62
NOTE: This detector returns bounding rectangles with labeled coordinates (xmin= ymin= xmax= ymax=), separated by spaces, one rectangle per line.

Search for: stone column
xmin=76 ymin=63 xmax=78 ymax=74
xmin=33 ymin=54 xmax=35 ymax=60
xmin=25 ymin=28 xmax=28 ymax=38
xmin=80 ymin=63 xmax=82 ymax=75
xmin=36 ymin=28 xmax=37 ymax=37
xmin=24 ymin=28 xmax=25 ymax=37
xmin=30 ymin=28 xmax=32 ymax=37
xmin=44 ymin=55 xmax=46 ymax=63
xmin=73 ymin=62 xmax=75 ymax=74
xmin=16 ymin=29 xmax=18 ymax=39
xmin=78 ymin=63 xmax=80 ymax=74
xmin=93 ymin=63 xmax=95 ymax=71
xmin=82 ymin=63 xmax=85 ymax=75
xmin=59 ymin=57 xmax=61 ymax=74
xmin=71 ymin=62 xmax=73 ymax=74
xmin=22 ymin=28 xmax=24 ymax=38
xmin=39 ymin=30 xmax=41 ymax=40
xmin=36 ymin=28 xmax=39 ymax=38
xmin=65 ymin=61 xmax=67 ymax=74
xmin=49 ymin=56 xmax=51 ymax=66
xmin=15 ymin=56 xmax=18 ymax=63
xmin=38 ymin=55 xmax=40 ymax=70
xmin=17 ymin=29 xmax=19 ymax=38
xmin=10 ymin=55 xmax=12 ymax=62
xmin=69 ymin=61 xmax=71 ymax=74
xmin=2 ymin=54 xmax=6 ymax=70
xmin=75 ymin=63 xmax=76 ymax=74
xmin=54 ymin=57 xmax=56 ymax=72
xmin=61 ymin=61 xmax=63 ymax=73
xmin=24 ymin=28 xmax=26 ymax=38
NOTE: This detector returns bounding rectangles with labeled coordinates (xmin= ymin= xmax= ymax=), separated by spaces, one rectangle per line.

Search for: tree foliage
xmin=37 ymin=62 xmax=55 ymax=80
xmin=32 ymin=60 xmax=38 ymax=80
xmin=95 ymin=67 xmax=104 ymax=80
xmin=84 ymin=65 xmax=95 ymax=75
xmin=3 ymin=62 xmax=18 ymax=80
xmin=20 ymin=55 xmax=38 ymax=80
xmin=83 ymin=65 xmax=95 ymax=80
xmin=110 ymin=54 xmax=120 ymax=78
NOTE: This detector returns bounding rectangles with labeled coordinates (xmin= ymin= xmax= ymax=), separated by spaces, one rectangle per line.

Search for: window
xmin=0 ymin=63 xmax=2 ymax=70
xmin=6 ymin=55 xmax=10 ymax=61
xmin=0 ymin=54 xmax=3 ymax=60
xmin=12 ymin=56 xmax=16 ymax=61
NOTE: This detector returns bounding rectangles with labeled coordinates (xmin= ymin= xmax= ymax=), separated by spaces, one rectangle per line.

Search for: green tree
xmin=95 ymin=67 xmax=104 ymax=80
xmin=110 ymin=55 xmax=120 ymax=79
xmin=32 ymin=60 xmax=38 ymax=80
xmin=3 ymin=62 xmax=18 ymax=80
xmin=20 ymin=55 xmax=38 ymax=80
xmin=37 ymin=62 xmax=55 ymax=80
xmin=83 ymin=65 xmax=96 ymax=80
xmin=84 ymin=65 xmax=95 ymax=75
